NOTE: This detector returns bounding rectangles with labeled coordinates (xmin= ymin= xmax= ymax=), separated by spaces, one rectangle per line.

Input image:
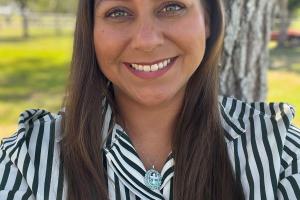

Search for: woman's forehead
xmin=95 ymin=0 xmax=202 ymax=7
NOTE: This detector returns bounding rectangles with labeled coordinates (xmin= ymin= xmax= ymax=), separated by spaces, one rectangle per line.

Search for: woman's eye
xmin=104 ymin=2 xmax=185 ymax=20
xmin=105 ymin=8 xmax=130 ymax=18
xmin=160 ymin=3 xmax=185 ymax=15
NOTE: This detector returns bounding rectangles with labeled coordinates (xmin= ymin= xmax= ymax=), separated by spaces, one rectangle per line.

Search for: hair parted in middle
xmin=61 ymin=0 xmax=245 ymax=199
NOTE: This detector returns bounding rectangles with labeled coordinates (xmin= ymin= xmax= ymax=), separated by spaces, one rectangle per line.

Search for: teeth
xmin=151 ymin=64 xmax=159 ymax=71
xmin=143 ymin=65 xmax=151 ymax=72
xmin=138 ymin=65 xmax=143 ymax=71
xmin=130 ymin=58 xmax=173 ymax=72
xmin=164 ymin=60 xmax=168 ymax=66
xmin=158 ymin=62 xmax=164 ymax=69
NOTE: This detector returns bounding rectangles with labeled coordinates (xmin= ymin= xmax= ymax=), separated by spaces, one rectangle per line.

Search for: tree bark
xmin=19 ymin=0 xmax=29 ymax=38
xmin=220 ymin=0 xmax=277 ymax=101
xmin=277 ymin=0 xmax=289 ymax=48
xmin=53 ymin=0 xmax=62 ymax=36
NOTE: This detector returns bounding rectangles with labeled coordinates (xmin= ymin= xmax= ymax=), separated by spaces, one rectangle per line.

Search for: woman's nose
xmin=130 ymin=18 xmax=164 ymax=52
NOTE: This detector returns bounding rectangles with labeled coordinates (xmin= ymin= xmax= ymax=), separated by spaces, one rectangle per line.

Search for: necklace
xmin=144 ymin=165 xmax=162 ymax=190
xmin=119 ymin=121 xmax=167 ymax=190
xmin=143 ymin=151 xmax=172 ymax=190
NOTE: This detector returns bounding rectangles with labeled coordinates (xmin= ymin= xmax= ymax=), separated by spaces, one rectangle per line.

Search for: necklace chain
xmin=119 ymin=121 xmax=171 ymax=190
xmin=120 ymin=121 xmax=172 ymax=171
xmin=144 ymin=152 xmax=173 ymax=172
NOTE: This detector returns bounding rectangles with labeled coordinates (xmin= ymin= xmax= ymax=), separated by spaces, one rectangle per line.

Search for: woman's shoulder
xmin=219 ymin=96 xmax=300 ymax=199
xmin=1 ymin=109 xmax=63 ymax=153
xmin=218 ymin=95 xmax=299 ymax=141
xmin=219 ymin=95 xmax=296 ymax=121
xmin=0 ymin=109 xmax=64 ymax=199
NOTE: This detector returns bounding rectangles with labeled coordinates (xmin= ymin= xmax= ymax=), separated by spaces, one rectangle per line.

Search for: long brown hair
xmin=61 ymin=0 xmax=245 ymax=199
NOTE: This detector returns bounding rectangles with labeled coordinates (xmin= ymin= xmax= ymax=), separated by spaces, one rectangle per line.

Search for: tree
xmin=11 ymin=0 xmax=77 ymax=38
xmin=48 ymin=0 xmax=77 ymax=35
xmin=15 ymin=0 xmax=29 ymax=38
xmin=277 ymin=0 xmax=300 ymax=47
xmin=277 ymin=0 xmax=289 ymax=48
xmin=220 ymin=0 xmax=278 ymax=101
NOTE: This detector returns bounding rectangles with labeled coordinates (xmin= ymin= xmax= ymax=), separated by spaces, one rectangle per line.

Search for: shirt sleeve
xmin=277 ymin=124 xmax=300 ymax=199
xmin=0 ymin=135 xmax=35 ymax=200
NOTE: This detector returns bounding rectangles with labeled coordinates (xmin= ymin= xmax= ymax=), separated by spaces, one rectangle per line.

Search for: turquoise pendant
xmin=144 ymin=166 xmax=162 ymax=190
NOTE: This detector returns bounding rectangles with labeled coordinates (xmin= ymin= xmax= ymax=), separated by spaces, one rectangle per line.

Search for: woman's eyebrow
xmin=102 ymin=0 xmax=131 ymax=1
xmin=95 ymin=0 xmax=164 ymax=9
xmin=95 ymin=0 xmax=131 ymax=7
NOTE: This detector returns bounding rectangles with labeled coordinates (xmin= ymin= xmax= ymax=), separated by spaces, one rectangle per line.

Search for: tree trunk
xmin=20 ymin=0 xmax=29 ymax=38
xmin=277 ymin=0 xmax=289 ymax=48
xmin=220 ymin=0 xmax=277 ymax=101
xmin=54 ymin=0 xmax=62 ymax=36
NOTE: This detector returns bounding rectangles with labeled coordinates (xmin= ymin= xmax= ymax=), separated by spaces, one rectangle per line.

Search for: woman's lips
xmin=123 ymin=56 xmax=179 ymax=79
xmin=126 ymin=56 xmax=176 ymax=66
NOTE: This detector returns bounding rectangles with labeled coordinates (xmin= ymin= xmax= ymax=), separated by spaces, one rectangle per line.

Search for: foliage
xmin=0 ymin=0 xmax=9 ymax=4
xmin=289 ymin=0 xmax=300 ymax=13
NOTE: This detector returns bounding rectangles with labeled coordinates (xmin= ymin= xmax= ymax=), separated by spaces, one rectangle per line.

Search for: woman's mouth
xmin=125 ymin=56 xmax=178 ymax=72
xmin=123 ymin=56 xmax=179 ymax=79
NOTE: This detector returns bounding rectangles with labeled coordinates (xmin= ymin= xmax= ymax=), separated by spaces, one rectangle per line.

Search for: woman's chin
xmin=133 ymin=93 xmax=179 ymax=108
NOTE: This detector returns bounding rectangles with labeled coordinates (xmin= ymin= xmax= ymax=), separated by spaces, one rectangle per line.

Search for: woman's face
xmin=94 ymin=0 xmax=210 ymax=107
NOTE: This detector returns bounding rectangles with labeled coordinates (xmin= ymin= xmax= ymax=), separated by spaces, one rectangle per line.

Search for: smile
xmin=127 ymin=57 xmax=177 ymax=72
xmin=123 ymin=56 xmax=179 ymax=79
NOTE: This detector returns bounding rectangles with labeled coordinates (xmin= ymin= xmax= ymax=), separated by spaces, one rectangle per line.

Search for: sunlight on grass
xmin=268 ymin=41 xmax=300 ymax=127
xmin=291 ymin=21 xmax=300 ymax=29
xmin=0 ymin=32 xmax=72 ymax=138
xmin=291 ymin=18 xmax=300 ymax=30
xmin=267 ymin=71 xmax=300 ymax=126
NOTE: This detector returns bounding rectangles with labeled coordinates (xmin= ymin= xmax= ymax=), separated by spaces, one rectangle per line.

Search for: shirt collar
xmin=101 ymin=95 xmax=296 ymax=144
xmin=102 ymin=105 xmax=170 ymax=199
xmin=100 ymin=97 xmax=246 ymax=198
xmin=101 ymin=96 xmax=249 ymax=145
xmin=218 ymin=97 xmax=247 ymax=142
xmin=217 ymin=95 xmax=296 ymax=142
xmin=101 ymin=96 xmax=296 ymax=197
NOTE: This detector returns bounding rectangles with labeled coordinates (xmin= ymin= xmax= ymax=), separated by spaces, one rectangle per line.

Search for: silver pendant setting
xmin=144 ymin=166 xmax=162 ymax=190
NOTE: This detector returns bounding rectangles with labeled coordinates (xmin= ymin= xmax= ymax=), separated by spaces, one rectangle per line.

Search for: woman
xmin=0 ymin=0 xmax=300 ymax=199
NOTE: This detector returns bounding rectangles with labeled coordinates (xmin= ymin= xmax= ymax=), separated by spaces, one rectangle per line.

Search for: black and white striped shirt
xmin=1 ymin=96 xmax=300 ymax=200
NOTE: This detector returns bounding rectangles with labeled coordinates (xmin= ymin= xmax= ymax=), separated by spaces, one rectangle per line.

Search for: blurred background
xmin=0 ymin=0 xmax=299 ymax=139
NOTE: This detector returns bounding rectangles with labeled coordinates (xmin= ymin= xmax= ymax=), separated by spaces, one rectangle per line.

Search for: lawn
xmin=267 ymin=14 xmax=300 ymax=126
xmin=268 ymin=45 xmax=300 ymax=126
xmin=0 ymin=21 xmax=299 ymax=139
xmin=0 ymin=30 xmax=73 ymax=137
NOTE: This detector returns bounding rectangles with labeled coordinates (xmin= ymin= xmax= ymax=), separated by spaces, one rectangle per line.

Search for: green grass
xmin=266 ymin=9 xmax=300 ymax=127
xmin=268 ymin=45 xmax=300 ymax=126
xmin=0 ymin=30 xmax=72 ymax=137
xmin=290 ymin=7 xmax=300 ymax=29
xmin=268 ymin=44 xmax=300 ymax=127
xmin=293 ymin=7 xmax=300 ymax=18
xmin=291 ymin=20 xmax=300 ymax=30
xmin=267 ymin=71 xmax=300 ymax=126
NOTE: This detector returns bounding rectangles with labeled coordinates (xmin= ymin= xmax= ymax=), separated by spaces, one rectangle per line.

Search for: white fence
xmin=0 ymin=12 xmax=75 ymax=31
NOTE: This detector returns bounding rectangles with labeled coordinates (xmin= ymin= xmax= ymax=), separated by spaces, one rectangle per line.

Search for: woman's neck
xmin=114 ymin=91 xmax=184 ymax=171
